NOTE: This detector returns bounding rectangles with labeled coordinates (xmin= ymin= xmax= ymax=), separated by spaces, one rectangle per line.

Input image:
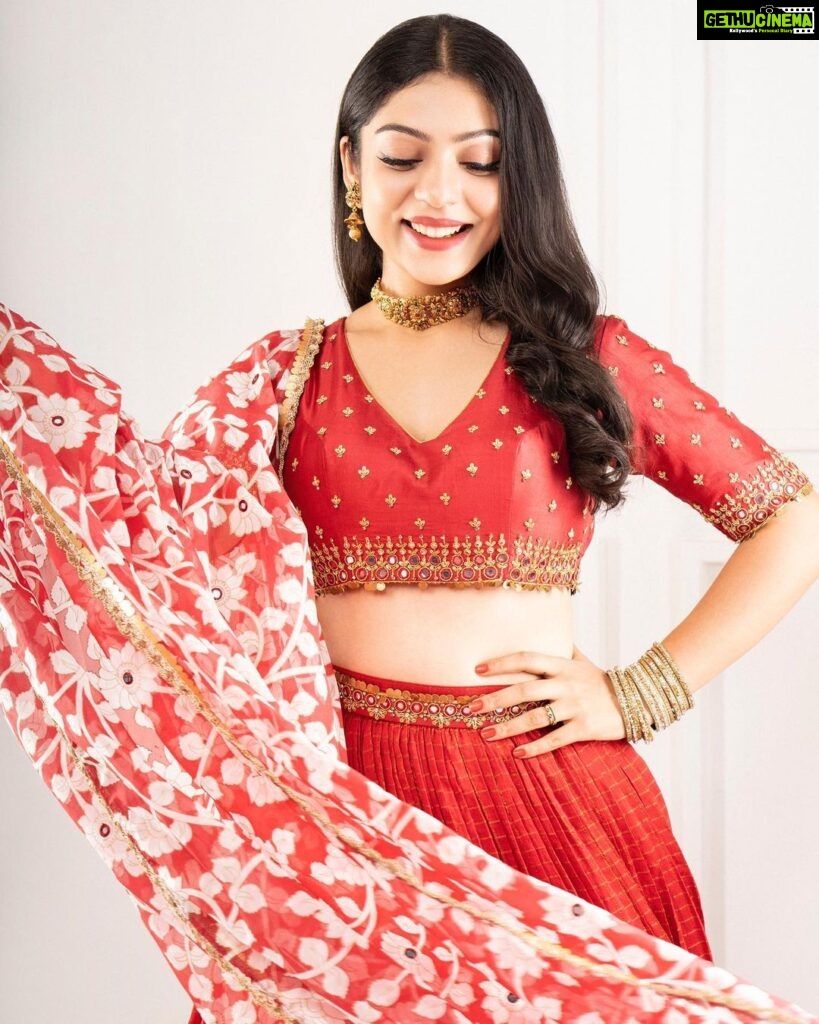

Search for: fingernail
xmin=482 ymin=726 xmax=497 ymax=740
xmin=513 ymin=747 xmax=529 ymax=759
xmin=474 ymin=663 xmax=488 ymax=674
xmin=467 ymin=699 xmax=484 ymax=714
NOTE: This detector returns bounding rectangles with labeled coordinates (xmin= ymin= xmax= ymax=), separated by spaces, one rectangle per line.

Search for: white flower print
xmin=127 ymin=806 xmax=192 ymax=857
xmin=228 ymin=490 xmax=272 ymax=536
xmin=226 ymin=369 xmax=264 ymax=408
xmin=28 ymin=393 xmax=93 ymax=450
xmin=97 ymin=642 xmax=155 ymax=709
xmin=175 ymin=454 xmax=209 ymax=485
xmin=380 ymin=931 xmax=436 ymax=985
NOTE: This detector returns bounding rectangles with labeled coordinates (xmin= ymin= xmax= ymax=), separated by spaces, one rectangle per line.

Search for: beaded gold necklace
xmin=370 ymin=278 xmax=481 ymax=331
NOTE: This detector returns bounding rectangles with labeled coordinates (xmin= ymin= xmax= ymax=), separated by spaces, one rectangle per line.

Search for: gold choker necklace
xmin=370 ymin=278 xmax=481 ymax=331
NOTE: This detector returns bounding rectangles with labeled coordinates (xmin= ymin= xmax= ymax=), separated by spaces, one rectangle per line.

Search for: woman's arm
xmin=664 ymin=487 xmax=819 ymax=691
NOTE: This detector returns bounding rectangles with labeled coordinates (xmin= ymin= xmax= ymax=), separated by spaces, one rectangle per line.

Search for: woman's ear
xmin=339 ymin=136 xmax=359 ymax=189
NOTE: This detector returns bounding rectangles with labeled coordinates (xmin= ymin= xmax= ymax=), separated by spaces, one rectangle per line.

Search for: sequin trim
xmin=277 ymin=317 xmax=324 ymax=477
xmin=335 ymin=672 xmax=545 ymax=730
xmin=310 ymin=532 xmax=581 ymax=595
xmin=700 ymin=450 xmax=813 ymax=542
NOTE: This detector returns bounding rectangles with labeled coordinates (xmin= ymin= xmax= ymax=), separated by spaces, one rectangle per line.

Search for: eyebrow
xmin=374 ymin=123 xmax=500 ymax=143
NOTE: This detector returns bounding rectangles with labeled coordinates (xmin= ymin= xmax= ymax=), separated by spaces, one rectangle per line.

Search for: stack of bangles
xmin=606 ymin=640 xmax=694 ymax=743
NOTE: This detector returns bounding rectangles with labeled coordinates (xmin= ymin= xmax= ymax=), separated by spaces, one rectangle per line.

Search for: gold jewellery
xmin=606 ymin=641 xmax=694 ymax=743
xmin=370 ymin=277 xmax=481 ymax=331
xmin=344 ymin=181 xmax=364 ymax=242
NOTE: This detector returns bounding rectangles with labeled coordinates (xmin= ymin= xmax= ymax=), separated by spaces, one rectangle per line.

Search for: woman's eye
xmin=378 ymin=156 xmax=419 ymax=169
xmin=462 ymin=161 xmax=500 ymax=174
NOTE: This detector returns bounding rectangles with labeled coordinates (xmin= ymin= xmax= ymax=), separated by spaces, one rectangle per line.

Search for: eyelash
xmin=378 ymin=156 xmax=499 ymax=174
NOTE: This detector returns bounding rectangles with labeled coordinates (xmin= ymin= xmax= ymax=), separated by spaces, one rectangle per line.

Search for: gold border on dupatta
xmin=277 ymin=317 xmax=325 ymax=478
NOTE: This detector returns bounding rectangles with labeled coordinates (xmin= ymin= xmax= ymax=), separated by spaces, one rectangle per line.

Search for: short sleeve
xmin=596 ymin=315 xmax=813 ymax=541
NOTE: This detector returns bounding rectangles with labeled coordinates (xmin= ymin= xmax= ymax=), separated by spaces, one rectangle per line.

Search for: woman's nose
xmin=413 ymin=158 xmax=459 ymax=208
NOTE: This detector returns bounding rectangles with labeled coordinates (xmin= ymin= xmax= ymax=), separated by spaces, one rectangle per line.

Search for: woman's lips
xmin=403 ymin=219 xmax=473 ymax=250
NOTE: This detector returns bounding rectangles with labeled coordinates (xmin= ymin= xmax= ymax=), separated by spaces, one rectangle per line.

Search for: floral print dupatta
xmin=0 ymin=305 xmax=812 ymax=1024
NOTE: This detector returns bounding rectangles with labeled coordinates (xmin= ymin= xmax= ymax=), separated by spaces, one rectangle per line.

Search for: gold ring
xmin=542 ymin=702 xmax=557 ymax=727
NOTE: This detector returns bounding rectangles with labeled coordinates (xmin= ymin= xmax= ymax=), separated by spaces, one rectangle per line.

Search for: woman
xmin=174 ymin=10 xmax=815 ymax=965
xmin=0 ymin=9 xmax=814 ymax=1024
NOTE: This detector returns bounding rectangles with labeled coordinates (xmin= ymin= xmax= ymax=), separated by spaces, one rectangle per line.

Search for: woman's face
xmin=341 ymin=72 xmax=501 ymax=296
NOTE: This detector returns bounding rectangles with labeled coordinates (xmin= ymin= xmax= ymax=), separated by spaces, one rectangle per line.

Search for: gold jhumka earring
xmin=344 ymin=182 xmax=364 ymax=242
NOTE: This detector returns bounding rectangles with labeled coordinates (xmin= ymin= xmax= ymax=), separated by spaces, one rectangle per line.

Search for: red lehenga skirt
xmin=335 ymin=664 xmax=712 ymax=961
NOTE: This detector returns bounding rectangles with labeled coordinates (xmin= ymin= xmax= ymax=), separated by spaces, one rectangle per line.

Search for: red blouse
xmin=277 ymin=315 xmax=810 ymax=596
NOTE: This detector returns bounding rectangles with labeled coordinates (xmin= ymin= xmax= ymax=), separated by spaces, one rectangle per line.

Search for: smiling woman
xmin=2 ymin=9 xmax=819 ymax=1024
xmin=340 ymin=74 xmax=502 ymax=289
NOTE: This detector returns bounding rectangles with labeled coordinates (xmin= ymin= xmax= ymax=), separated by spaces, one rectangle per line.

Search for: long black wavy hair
xmin=332 ymin=14 xmax=632 ymax=510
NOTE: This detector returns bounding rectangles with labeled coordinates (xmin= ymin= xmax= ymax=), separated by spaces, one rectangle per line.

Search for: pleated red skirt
xmin=335 ymin=664 xmax=712 ymax=962
xmin=186 ymin=665 xmax=712 ymax=1023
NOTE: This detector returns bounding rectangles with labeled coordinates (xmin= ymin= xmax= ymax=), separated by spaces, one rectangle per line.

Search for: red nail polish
xmin=468 ymin=699 xmax=484 ymax=714
xmin=482 ymin=726 xmax=497 ymax=740
xmin=513 ymin=747 xmax=528 ymax=759
xmin=475 ymin=663 xmax=488 ymax=674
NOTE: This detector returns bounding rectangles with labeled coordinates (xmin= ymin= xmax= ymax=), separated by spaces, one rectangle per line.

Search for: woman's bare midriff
xmin=316 ymin=585 xmax=574 ymax=688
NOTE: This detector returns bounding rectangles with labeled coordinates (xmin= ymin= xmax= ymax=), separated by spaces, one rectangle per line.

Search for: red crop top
xmin=167 ymin=315 xmax=812 ymax=597
xmin=277 ymin=316 xmax=811 ymax=596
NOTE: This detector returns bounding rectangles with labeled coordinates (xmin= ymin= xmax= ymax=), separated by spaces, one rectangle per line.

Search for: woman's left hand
xmin=469 ymin=647 xmax=626 ymax=759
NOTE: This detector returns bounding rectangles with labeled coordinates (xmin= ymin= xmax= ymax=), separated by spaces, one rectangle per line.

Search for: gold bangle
xmin=607 ymin=642 xmax=694 ymax=743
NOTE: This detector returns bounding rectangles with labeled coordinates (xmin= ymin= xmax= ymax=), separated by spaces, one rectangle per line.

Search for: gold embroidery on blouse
xmin=442 ymin=444 xmax=453 ymax=455
xmin=334 ymin=445 xmax=346 ymax=457
xmin=466 ymin=463 xmax=478 ymax=476
xmin=513 ymin=425 xmax=525 ymax=435
xmin=364 ymin=426 xmax=377 ymax=435
xmin=469 ymin=517 xmax=481 ymax=529
xmin=468 ymin=424 xmax=479 ymax=433
xmin=524 ymin=518 xmax=535 ymax=531
xmin=694 ymin=400 xmax=706 ymax=410
xmin=565 ymin=477 xmax=573 ymax=489
xmin=364 ymin=394 xmax=374 ymax=403
xmin=520 ymin=469 xmax=532 ymax=481
xmin=551 ymin=451 xmax=560 ymax=463
xmin=357 ymin=467 xmax=370 ymax=479
xmin=652 ymin=397 xmax=664 ymax=409
xmin=693 ymin=474 xmax=704 ymax=485
xmin=390 ymin=446 xmax=402 ymax=455
xmin=414 ymin=468 xmax=426 ymax=479
xmin=312 ymin=476 xmax=320 ymax=488
xmin=492 ymin=438 xmax=503 ymax=449
xmin=440 ymin=492 xmax=452 ymax=505
xmin=730 ymin=437 xmax=742 ymax=449
xmin=317 ymin=426 xmax=327 ymax=436
xmin=359 ymin=517 xmax=369 ymax=529
xmin=336 ymin=672 xmax=545 ymax=730
xmin=415 ymin=517 xmax=426 ymax=529
xmin=385 ymin=494 xmax=397 ymax=507
xmin=607 ymin=365 xmax=619 ymax=377
xmin=699 ymin=450 xmax=813 ymax=542
xmin=499 ymin=405 xmax=510 ymax=415
xmin=476 ymin=388 xmax=487 ymax=399
xmin=342 ymin=407 xmax=354 ymax=417
xmin=654 ymin=434 xmax=666 ymax=446
xmin=652 ymin=362 xmax=666 ymax=375
xmin=548 ymin=500 xmax=558 ymax=512
xmin=615 ymin=334 xmax=629 ymax=346
xmin=309 ymin=532 xmax=582 ymax=595
xmin=291 ymin=458 xmax=299 ymax=470
xmin=331 ymin=495 xmax=341 ymax=507
xmin=277 ymin=317 xmax=324 ymax=476
xmin=316 ymin=394 xmax=328 ymax=404
xmin=343 ymin=373 xmax=354 ymax=383
xmin=321 ymin=360 xmax=332 ymax=369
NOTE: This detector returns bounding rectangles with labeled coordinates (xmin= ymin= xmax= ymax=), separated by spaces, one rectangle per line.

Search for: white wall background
xmin=1 ymin=0 xmax=817 ymax=1020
